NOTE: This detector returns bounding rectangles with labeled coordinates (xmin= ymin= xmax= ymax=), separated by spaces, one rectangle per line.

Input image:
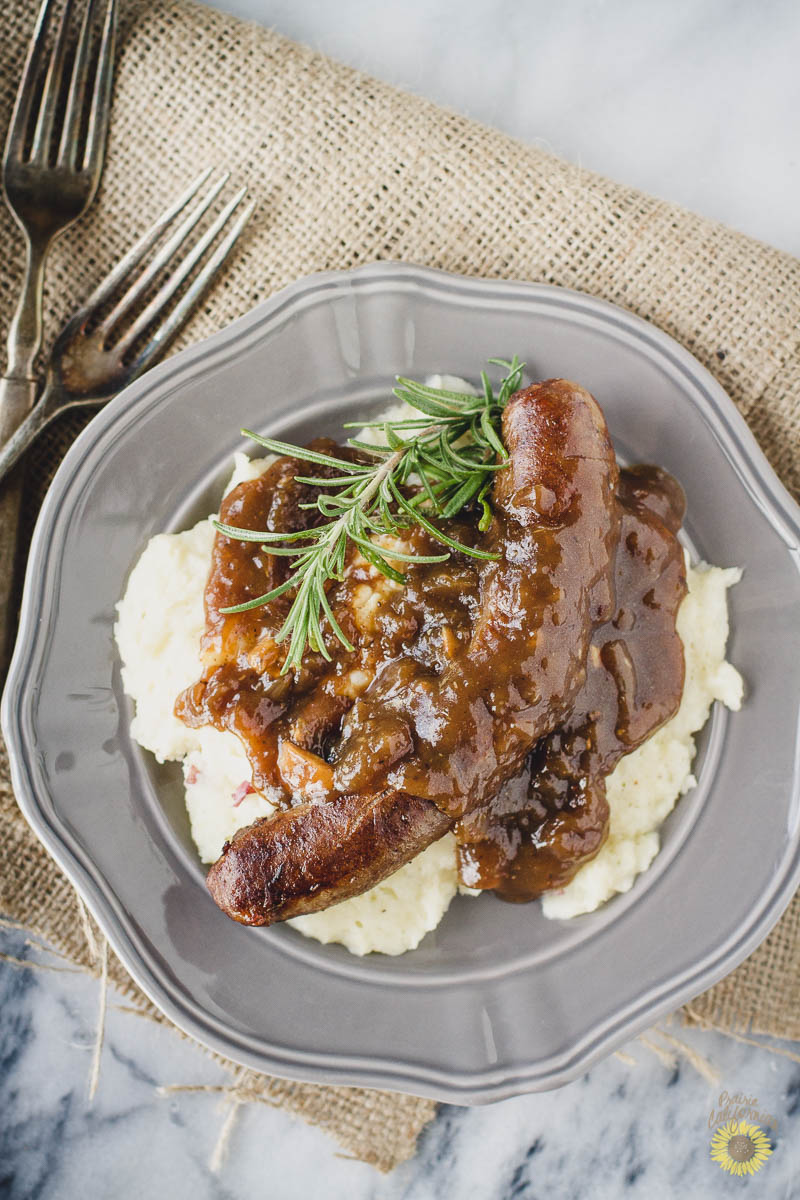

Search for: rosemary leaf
xmin=218 ymin=357 xmax=523 ymax=669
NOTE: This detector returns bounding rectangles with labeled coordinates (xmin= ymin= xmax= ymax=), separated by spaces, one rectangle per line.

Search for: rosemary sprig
xmin=214 ymin=356 xmax=524 ymax=673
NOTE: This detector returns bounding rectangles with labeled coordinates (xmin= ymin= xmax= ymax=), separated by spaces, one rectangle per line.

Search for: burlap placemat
xmin=2 ymin=0 xmax=799 ymax=1172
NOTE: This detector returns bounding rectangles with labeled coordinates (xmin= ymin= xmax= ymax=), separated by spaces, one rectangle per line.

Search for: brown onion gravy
xmin=177 ymin=437 xmax=686 ymax=904
xmin=455 ymin=465 xmax=686 ymax=899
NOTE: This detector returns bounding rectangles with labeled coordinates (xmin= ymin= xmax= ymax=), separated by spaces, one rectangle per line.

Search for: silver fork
xmin=1 ymin=0 xmax=116 ymax=429
xmin=1 ymin=0 xmax=116 ymax=675
xmin=0 ymin=168 xmax=255 ymax=485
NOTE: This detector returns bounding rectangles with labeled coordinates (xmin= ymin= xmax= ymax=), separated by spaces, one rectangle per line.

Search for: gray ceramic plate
xmin=4 ymin=263 xmax=800 ymax=1104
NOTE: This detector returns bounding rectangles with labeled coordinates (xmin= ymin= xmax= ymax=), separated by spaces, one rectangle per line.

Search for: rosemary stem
xmin=317 ymin=443 xmax=406 ymax=563
xmin=324 ymin=419 xmax=443 ymax=548
xmin=216 ymin=358 xmax=524 ymax=670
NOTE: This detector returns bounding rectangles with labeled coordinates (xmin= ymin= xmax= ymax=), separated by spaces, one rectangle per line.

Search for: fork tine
xmin=71 ymin=167 xmax=214 ymax=317
xmin=4 ymin=0 xmax=56 ymax=162
xmin=99 ymin=171 xmax=230 ymax=337
xmin=58 ymin=0 xmax=96 ymax=166
xmin=80 ymin=0 xmax=116 ymax=173
xmin=30 ymin=0 xmax=75 ymax=163
xmin=126 ymin=200 xmax=256 ymax=371
xmin=116 ymin=188 xmax=250 ymax=354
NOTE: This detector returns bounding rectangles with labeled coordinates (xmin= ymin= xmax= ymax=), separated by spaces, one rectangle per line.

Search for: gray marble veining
xmin=3 ymin=0 xmax=800 ymax=1196
xmin=2 ymin=928 xmax=799 ymax=1198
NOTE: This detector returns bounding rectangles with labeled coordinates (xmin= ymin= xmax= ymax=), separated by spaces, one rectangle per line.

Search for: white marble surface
xmin=2 ymin=923 xmax=799 ymax=1198
xmin=212 ymin=0 xmax=800 ymax=257
xmin=3 ymin=1 xmax=800 ymax=1197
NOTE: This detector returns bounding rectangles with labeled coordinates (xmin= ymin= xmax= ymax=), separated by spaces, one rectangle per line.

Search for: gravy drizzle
xmin=178 ymin=401 xmax=686 ymax=908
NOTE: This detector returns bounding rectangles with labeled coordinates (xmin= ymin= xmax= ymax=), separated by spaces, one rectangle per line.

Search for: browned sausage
xmin=206 ymin=380 xmax=619 ymax=925
xmin=455 ymin=465 xmax=687 ymax=900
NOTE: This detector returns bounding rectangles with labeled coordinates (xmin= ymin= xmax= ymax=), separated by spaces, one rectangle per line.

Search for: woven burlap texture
xmin=2 ymin=0 xmax=800 ymax=1172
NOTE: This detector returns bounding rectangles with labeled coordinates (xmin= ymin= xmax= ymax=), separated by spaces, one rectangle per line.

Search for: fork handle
xmin=6 ymin=239 xmax=47 ymax=380
xmin=0 ymin=376 xmax=39 ymax=684
xmin=0 ymin=375 xmax=37 ymax=444
xmin=0 ymin=383 xmax=58 ymax=489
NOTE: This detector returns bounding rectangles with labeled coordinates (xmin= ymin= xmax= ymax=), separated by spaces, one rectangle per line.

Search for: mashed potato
xmin=115 ymin=388 xmax=742 ymax=954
